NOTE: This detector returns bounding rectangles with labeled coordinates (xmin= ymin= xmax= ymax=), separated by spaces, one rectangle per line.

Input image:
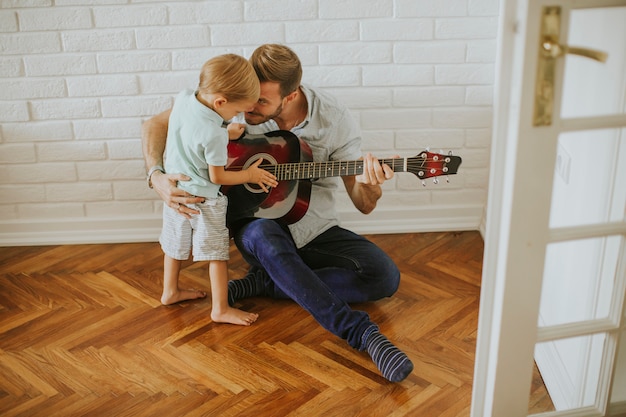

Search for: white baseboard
xmin=0 ymin=205 xmax=483 ymax=247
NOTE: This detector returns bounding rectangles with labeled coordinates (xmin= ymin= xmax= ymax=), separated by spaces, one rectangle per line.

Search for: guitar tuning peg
xmin=422 ymin=180 xmax=426 ymax=187
xmin=433 ymin=177 xmax=439 ymax=184
xmin=439 ymin=149 xmax=443 ymax=154
xmin=446 ymin=176 xmax=450 ymax=183
xmin=425 ymin=147 xmax=430 ymax=152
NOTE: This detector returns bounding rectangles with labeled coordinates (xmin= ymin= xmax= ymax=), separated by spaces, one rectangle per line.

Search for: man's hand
xmin=151 ymin=171 xmax=204 ymax=218
xmin=355 ymin=153 xmax=395 ymax=185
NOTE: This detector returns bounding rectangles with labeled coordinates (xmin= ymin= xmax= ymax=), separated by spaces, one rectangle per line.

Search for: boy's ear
xmin=213 ymin=96 xmax=228 ymax=108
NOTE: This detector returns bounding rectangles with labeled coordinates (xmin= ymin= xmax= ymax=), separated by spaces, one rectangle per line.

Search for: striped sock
xmin=365 ymin=330 xmax=413 ymax=382
xmin=227 ymin=268 xmax=265 ymax=305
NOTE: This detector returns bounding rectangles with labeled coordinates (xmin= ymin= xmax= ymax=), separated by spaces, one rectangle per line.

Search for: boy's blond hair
xmin=198 ymin=54 xmax=260 ymax=102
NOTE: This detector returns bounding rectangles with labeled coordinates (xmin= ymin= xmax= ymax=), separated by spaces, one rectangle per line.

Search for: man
xmin=142 ymin=44 xmax=414 ymax=382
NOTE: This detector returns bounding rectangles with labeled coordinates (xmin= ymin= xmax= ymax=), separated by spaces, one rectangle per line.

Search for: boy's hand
xmin=246 ymin=159 xmax=278 ymax=192
xmin=227 ymin=123 xmax=246 ymax=140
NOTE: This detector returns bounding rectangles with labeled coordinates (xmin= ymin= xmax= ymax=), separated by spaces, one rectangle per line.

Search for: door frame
xmin=471 ymin=0 xmax=626 ymax=416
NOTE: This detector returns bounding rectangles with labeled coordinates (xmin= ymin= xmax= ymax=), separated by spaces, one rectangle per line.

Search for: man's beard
xmin=244 ymin=102 xmax=283 ymax=126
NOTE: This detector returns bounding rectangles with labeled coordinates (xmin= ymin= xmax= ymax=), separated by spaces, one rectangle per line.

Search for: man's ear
xmin=284 ymin=90 xmax=298 ymax=104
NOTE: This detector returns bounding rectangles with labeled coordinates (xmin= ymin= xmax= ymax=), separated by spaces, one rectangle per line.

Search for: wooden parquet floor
xmin=0 ymin=231 xmax=554 ymax=416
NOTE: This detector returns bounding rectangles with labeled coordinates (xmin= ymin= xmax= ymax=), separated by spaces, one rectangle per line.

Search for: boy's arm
xmin=208 ymin=159 xmax=277 ymax=192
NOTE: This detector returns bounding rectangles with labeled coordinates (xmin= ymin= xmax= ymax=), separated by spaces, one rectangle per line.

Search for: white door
xmin=472 ymin=0 xmax=626 ymax=416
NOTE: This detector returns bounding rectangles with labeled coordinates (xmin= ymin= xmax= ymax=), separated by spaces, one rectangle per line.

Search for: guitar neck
xmin=262 ymin=158 xmax=407 ymax=181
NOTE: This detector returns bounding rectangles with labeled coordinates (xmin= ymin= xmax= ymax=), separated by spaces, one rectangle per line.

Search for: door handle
xmin=533 ymin=6 xmax=609 ymax=126
xmin=541 ymin=40 xmax=608 ymax=63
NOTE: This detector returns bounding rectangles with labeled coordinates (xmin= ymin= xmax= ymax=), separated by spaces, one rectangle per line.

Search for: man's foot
xmin=227 ymin=267 xmax=266 ymax=305
xmin=211 ymin=306 xmax=259 ymax=326
xmin=364 ymin=328 xmax=414 ymax=382
xmin=161 ymin=289 xmax=206 ymax=305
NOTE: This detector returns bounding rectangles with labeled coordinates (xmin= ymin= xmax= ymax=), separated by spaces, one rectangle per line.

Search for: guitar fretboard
xmin=261 ymin=158 xmax=411 ymax=181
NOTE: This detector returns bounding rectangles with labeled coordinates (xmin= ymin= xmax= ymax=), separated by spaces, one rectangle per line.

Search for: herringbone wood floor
xmin=0 ymin=231 xmax=554 ymax=416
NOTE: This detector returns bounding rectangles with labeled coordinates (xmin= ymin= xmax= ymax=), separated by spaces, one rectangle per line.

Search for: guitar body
xmin=224 ymin=130 xmax=313 ymax=226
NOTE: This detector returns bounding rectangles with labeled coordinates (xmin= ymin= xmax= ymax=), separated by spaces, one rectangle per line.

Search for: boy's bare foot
xmin=161 ymin=289 xmax=206 ymax=305
xmin=211 ymin=306 xmax=259 ymax=326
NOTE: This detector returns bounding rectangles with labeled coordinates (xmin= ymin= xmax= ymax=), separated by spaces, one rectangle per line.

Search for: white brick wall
xmin=0 ymin=0 xmax=498 ymax=245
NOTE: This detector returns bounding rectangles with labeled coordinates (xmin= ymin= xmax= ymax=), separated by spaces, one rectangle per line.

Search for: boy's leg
xmin=161 ymin=255 xmax=206 ymax=305
xmin=208 ymin=260 xmax=258 ymax=326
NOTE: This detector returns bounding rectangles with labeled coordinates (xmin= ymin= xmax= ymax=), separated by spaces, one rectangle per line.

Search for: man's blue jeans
xmin=232 ymin=219 xmax=401 ymax=350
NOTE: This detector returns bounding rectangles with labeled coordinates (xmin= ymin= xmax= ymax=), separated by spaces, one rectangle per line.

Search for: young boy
xmin=158 ymin=54 xmax=277 ymax=326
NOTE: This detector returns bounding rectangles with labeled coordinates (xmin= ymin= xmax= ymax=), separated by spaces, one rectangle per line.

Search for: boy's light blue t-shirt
xmin=164 ymin=89 xmax=227 ymax=199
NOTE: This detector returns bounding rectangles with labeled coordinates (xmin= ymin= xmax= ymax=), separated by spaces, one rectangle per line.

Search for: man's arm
xmin=141 ymin=108 xmax=203 ymax=218
xmin=342 ymin=153 xmax=394 ymax=214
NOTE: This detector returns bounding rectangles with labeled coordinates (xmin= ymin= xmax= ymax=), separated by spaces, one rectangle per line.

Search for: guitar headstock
xmin=407 ymin=151 xmax=462 ymax=182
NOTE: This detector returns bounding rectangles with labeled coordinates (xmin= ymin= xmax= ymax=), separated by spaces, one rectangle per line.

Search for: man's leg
xmin=229 ymin=219 xmax=413 ymax=382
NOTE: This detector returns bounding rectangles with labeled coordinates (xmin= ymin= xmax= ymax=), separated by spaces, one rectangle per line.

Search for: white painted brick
xmin=107 ymin=139 xmax=142 ymax=160
xmin=97 ymin=51 xmax=171 ymax=73
xmin=432 ymin=188 xmax=487 ymax=205
xmin=320 ymin=0 xmax=392 ymax=19
xmin=362 ymin=65 xmax=433 ymax=86
xmin=73 ymin=119 xmax=141 ymax=140
xmin=361 ymin=19 xmax=433 ymax=41
xmin=433 ymin=107 xmax=492 ymax=128
xmin=465 ymin=128 xmax=492 ymax=148
xmin=396 ymin=0 xmax=467 ymax=17
xmin=113 ymin=181 xmax=156 ymax=200
xmin=0 ymin=57 xmax=23 ymax=76
xmin=0 ymin=10 xmax=18 ymax=32
xmin=0 ymin=184 xmax=46 ymax=204
xmin=24 ymin=54 xmax=97 ymax=76
xmin=394 ymin=42 xmax=466 ymax=64
xmin=395 ymin=129 xmax=465 ymax=150
xmin=172 ymin=47 xmax=244 ymax=70
xmin=453 ymin=148 xmax=490 ymax=168
xmin=30 ymin=98 xmax=100 ymax=120
xmin=45 ymin=182 xmax=113 ymax=202
xmin=67 ymin=74 xmax=139 ymax=97
xmin=469 ymin=0 xmax=500 ymax=16
xmin=435 ymin=17 xmax=498 ymax=40
xmin=0 ymin=143 xmax=36 ymax=164
xmin=0 ymin=205 xmax=17 ymax=220
xmin=0 ymin=32 xmax=61 ymax=54
xmin=37 ymin=141 xmax=106 ymax=162
xmin=139 ymin=72 xmax=197 ymax=94
xmin=101 ymin=96 xmax=172 ymax=118
xmin=18 ymin=7 xmax=92 ymax=31
xmin=85 ymin=201 xmax=155 ymax=217
xmin=18 ymin=203 xmax=85 ymax=218
xmin=0 ymin=162 xmax=76 ymax=184
xmin=376 ymin=191 xmax=431 ymax=208
xmin=136 ymin=26 xmax=210 ymax=49
xmin=62 ymin=30 xmax=135 ymax=52
xmin=7 ymin=0 xmax=54 ymax=5
xmin=209 ymin=22 xmax=284 ymax=46
xmin=328 ymin=87 xmax=392 ymax=109
xmin=360 ymin=109 xmax=431 ymax=130
xmin=2 ymin=121 xmax=73 ymax=142
xmin=303 ymin=66 xmax=361 ymax=88
xmin=361 ymin=130 xmax=395 ymax=152
xmin=320 ymin=42 xmax=391 ymax=65
xmin=93 ymin=5 xmax=167 ymax=27
xmin=0 ymin=101 xmax=29 ymax=121
xmin=467 ymin=40 xmax=497 ymax=62
xmin=245 ymin=0 xmax=317 ymax=21
xmin=394 ymin=86 xmax=465 ymax=107
xmin=465 ymin=85 xmax=494 ymax=105
xmin=0 ymin=78 xmax=66 ymax=100
xmin=286 ymin=21 xmax=359 ymax=43
xmin=463 ymin=168 xmax=489 ymax=187
xmin=56 ymin=0 xmax=124 ymax=4
xmin=435 ymin=64 xmax=494 ymax=85
xmin=76 ymin=160 xmax=144 ymax=181
xmin=169 ymin=2 xmax=243 ymax=24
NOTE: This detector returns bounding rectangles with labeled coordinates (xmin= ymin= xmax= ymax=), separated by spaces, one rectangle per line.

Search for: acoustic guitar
xmin=224 ymin=130 xmax=462 ymax=225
